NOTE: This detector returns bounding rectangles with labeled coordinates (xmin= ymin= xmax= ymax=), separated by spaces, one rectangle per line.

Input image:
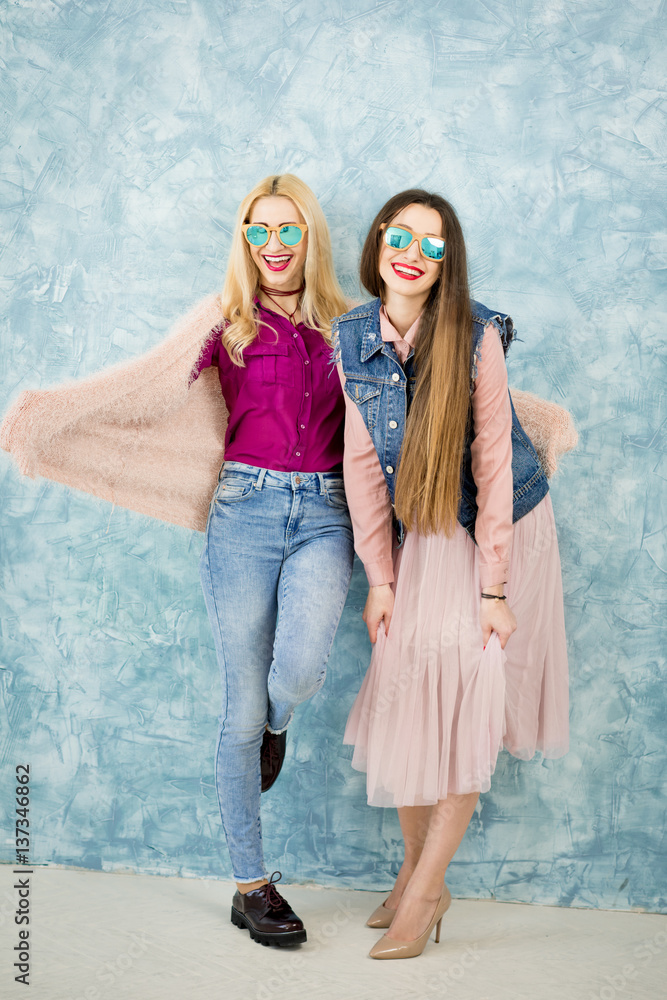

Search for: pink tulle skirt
xmin=343 ymin=495 xmax=569 ymax=807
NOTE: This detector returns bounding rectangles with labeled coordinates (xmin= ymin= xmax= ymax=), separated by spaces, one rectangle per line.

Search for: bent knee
xmin=269 ymin=667 xmax=327 ymax=708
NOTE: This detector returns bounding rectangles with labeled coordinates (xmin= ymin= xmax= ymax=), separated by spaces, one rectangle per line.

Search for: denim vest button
xmin=389 ymin=420 xmax=398 ymax=429
xmin=391 ymin=373 xmax=400 ymax=382
xmin=386 ymin=465 xmax=394 ymax=474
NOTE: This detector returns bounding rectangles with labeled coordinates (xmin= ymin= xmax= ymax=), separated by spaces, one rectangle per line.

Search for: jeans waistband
xmin=221 ymin=461 xmax=344 ymax=494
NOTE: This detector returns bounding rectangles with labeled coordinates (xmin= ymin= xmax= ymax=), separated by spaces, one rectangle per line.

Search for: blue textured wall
xmin=1 ymin=1 xmax=665 ymax=912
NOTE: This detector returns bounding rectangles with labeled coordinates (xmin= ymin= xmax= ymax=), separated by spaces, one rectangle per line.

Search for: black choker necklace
xmin=259 ymin=282 xmax=305 ymax=326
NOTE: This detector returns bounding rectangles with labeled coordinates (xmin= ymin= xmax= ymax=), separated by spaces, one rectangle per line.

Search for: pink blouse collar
xmin=379 ymin=305 xmax=421 ymax=362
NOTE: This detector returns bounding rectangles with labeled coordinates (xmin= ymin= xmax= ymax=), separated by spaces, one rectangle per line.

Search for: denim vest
xmin=333 ymin=297 xmax=548 ymax=543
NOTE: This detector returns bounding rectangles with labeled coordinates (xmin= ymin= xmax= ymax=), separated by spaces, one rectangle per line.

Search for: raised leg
xmin=266 ymin=492 xmax=354 ymax=733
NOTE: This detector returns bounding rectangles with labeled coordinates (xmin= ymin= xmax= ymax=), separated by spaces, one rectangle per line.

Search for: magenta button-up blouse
xmin=192 ymin=302 xmax=344 ymax=472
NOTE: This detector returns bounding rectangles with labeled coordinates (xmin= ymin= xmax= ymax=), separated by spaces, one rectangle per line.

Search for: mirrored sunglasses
xmin=242 ymin=223 xmax=308 ymax=248
xmin=380 ymin=224 xmax=446 ymax=261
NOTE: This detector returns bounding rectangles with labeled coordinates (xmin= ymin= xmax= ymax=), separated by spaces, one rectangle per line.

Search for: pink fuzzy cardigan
xmin=0 ymin=295 xmax=577 ymax=532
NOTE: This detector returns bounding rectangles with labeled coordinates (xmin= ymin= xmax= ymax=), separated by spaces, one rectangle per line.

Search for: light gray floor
xmin=1 ymin=865 xmax=665 ymax=1000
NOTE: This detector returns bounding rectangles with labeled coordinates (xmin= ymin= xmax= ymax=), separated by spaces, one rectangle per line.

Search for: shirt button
xmin=305 ymin=392 xmax=310 ymax=397
xmin=300 ymin=424 xmax=305 ymax=429
xmin=293 ymin=333 xmax=298 ymax=338
xmin=296 ymin=452 xmax=301 ymax=457
xmin=391 ymin=373 xmax=400 ymax=382
xmin=386 ymin=465 xmax=394 ymax=474
xmin=389 ymin=420 xmax=398 ymax=429
xmin=304 ymin=359 xmax=310 ymax=364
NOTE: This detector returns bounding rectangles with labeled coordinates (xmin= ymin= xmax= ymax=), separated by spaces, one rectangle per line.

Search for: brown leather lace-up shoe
xmin=231 ymin=871 xmax=306 ymax=947
xmin=260 ymin=729 xmax=286 ymax=793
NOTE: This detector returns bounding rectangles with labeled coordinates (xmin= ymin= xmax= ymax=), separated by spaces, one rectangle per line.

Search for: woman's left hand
xmin=480 ymin=597 xmax=517 ymax=649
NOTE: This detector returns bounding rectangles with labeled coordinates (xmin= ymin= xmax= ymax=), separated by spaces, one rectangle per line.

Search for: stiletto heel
xmin=369 ymin=884 xmax=451 ymax=960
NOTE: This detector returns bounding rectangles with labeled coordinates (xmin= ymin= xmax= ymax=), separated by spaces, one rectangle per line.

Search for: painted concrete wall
xmin=0 ymin=0 xmax=664 ymax=911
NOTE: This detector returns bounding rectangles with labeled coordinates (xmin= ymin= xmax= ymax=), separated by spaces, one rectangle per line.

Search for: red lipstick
xmin=391 ymin=262 xmax=424 ymax=281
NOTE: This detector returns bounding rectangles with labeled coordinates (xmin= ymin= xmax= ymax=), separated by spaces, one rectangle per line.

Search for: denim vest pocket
xmin=343 ymin=380 xmax=382 ymax=431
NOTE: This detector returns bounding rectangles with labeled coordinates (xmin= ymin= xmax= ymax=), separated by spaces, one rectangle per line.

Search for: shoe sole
xmin=231 ymin=906 xmax=307 ymax=947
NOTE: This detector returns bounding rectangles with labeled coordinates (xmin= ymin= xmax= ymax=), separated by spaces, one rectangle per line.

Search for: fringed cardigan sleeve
xmin=0 ymin=294 xmax=229 ymax=531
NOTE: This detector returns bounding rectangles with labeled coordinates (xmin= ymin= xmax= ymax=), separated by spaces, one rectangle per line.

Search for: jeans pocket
xmin=324 ymin=484 xmax=348 ymax=510
xmin=215 ymin=475 xmax=256 ymax=503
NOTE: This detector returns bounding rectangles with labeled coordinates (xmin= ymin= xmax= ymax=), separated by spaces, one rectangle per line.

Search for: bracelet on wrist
xmin=481 ymin=592 xmax=507 ymax=601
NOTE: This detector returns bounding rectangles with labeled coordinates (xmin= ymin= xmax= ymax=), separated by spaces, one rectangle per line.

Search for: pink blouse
xmin=341 ymin=308 xmax=513 ymax=589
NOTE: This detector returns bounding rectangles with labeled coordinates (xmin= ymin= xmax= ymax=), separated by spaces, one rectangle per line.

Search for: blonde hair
xmin=220 ymin=174 xmax=347 ymax=364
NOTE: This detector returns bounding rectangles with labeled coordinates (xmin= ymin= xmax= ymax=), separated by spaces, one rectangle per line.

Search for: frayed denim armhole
xmin=500 ymin=314 xmax=515 ymax=353
xmin=471 ymin=342 xmax=481 ymax=387
xmin=487 ymin=314 xmax=515 ymax=353
xmin=470 ymin=325 xmax=485 ymax=390
xmin=490 ymin=313 xmax=516 ymax=354
xmin=470 ymin=313 xmax=516 ymax=390
xmin=328 ymin=319 xmax=343 ymax=385
xmin=330 ymin=319 xmax=341 ymax=366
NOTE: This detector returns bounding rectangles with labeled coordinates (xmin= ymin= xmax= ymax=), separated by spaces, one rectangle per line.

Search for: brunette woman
xmin=334 ymin=190 xmax=569 ymax=959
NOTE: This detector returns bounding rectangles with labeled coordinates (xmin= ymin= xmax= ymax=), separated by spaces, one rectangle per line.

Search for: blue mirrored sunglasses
xmin=380 ymin=224 xmax=446 ymax=261
xmin=242 ymin=223 xmax=307 ymax=248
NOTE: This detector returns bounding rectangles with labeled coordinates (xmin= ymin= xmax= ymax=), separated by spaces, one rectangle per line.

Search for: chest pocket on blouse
xmin=244 ymin=342 xmax=294 ymax=387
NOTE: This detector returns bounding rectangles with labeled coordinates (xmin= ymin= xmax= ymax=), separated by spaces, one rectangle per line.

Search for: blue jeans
xmin=199 ymin=461 xmax=354 ymax=882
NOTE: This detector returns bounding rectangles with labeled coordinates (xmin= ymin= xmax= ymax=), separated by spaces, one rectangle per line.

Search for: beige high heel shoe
xmin=366 ymin=899 xmax=396 ymax=929
xmin=369 ymin=884 xmax=451 ymax=960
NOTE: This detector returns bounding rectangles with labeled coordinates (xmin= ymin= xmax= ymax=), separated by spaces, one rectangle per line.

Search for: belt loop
xmin=217 ymin=462 xmax=225 ymax=482
xmin=317 ymin=472 xmax=326 ymax=496
xmin=255 ymin=468 xmax=267 ymax=491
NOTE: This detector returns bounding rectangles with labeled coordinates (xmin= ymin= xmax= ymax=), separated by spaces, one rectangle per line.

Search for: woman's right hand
xmin=363 ymin=584 xmax=394 ymax=643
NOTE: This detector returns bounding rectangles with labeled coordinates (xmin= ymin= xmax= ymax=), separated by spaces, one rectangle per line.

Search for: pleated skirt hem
xmin=343 ymin=495 xmax=569 ymax=808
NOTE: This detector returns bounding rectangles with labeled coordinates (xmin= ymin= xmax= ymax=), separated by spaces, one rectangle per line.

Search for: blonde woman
xmin=192 ymin=174 xmax=353 ymax=945
xmin=1 ymin=174 xmax=353 ymax=948
xmin=334 ymin=190 xmax=570 ymax=959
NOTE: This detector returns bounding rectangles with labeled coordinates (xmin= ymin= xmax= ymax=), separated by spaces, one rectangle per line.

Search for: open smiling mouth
xmin=262 ymin=254 xmax=293 ymax=272
xmin=391 ymin=262 xmax=424 ymax=280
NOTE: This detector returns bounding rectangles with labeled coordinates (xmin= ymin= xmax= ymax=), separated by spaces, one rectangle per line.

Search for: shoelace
xmin=261 ymin=871 xmax=286 ymax=910
xmin=265 ymin=737 xmax=281 ymax=769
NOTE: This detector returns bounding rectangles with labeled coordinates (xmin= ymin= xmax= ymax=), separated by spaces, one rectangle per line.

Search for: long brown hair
xmin=360 ymin=190 xmax=473 ymax=536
